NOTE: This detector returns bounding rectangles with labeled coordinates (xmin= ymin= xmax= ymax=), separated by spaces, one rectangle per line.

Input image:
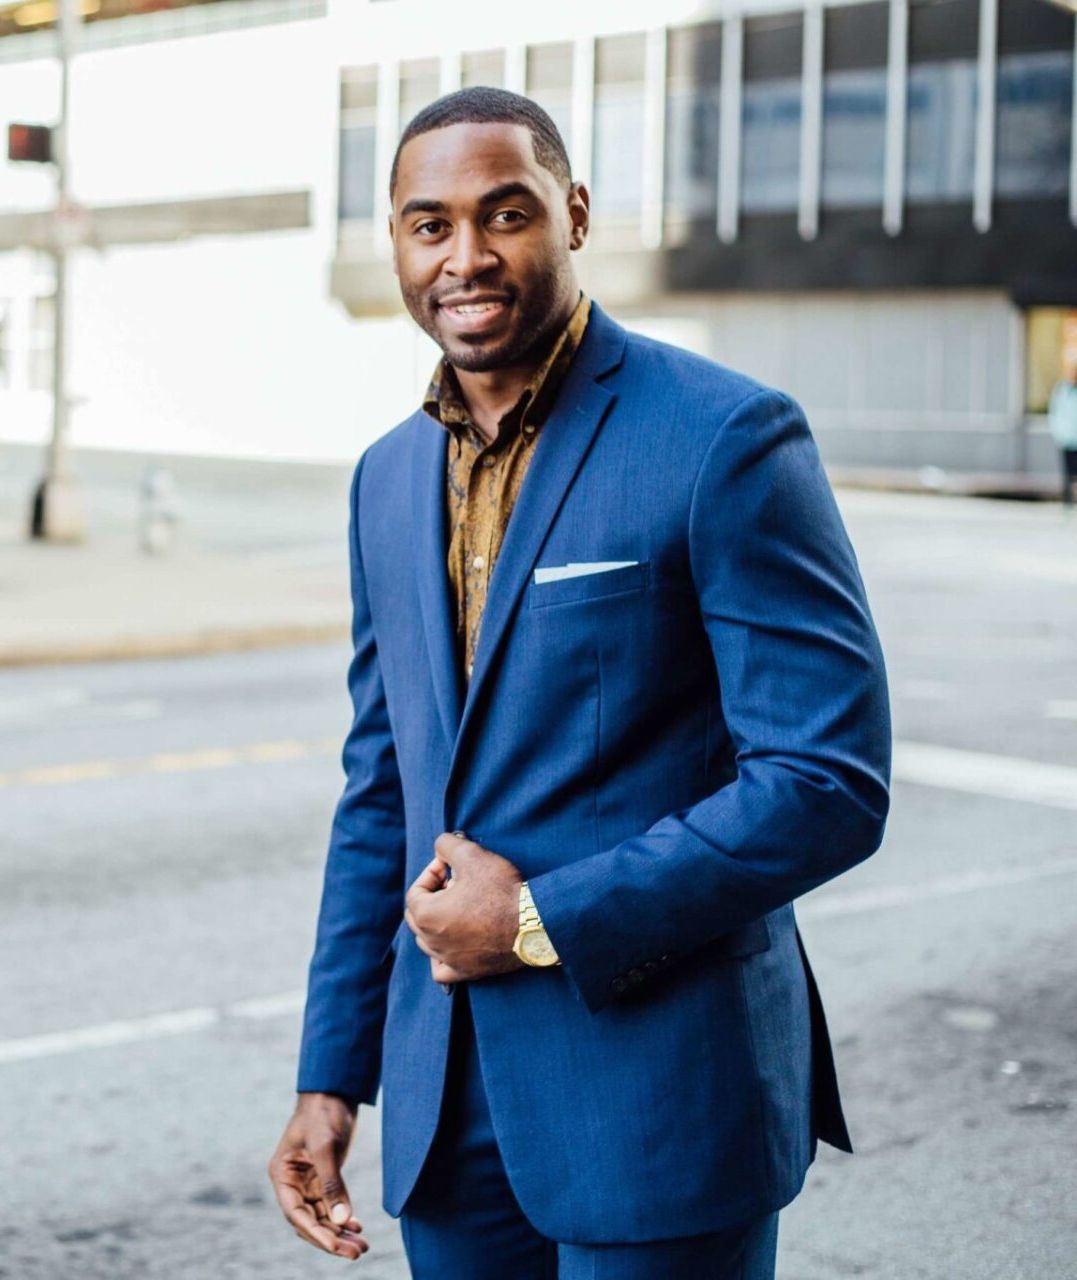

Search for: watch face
xmin=520 ymin=928 xmax=558 ymax=967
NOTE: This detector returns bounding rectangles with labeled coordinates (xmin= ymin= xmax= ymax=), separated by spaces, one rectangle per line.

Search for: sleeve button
xmin=611 ymin=976 xmax=629 ymax=995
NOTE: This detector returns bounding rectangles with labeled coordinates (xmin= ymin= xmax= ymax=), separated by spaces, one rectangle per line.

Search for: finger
xmin=412 ymin=857 xmax=448 ymax=894
xmin=272 ymin=1177 xmax=360 ymax=1257
xmin=308 ymin=1140 xmax=355 ymax=1235
xmin=412 ymin=930 xmax=439 ymax=960
xmin=434 ymin=830 xmax=478 ymax=866
xmin=432 ymin=959 xmax=463 ymax=984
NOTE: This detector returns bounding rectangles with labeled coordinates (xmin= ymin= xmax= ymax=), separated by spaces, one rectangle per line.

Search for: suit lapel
xmin=449 ymin=303 xmax=627 ymax=782
xmin=411 ymin=415 xmax=464 ymax=752
xmin=409 ymin=301 xmax=628 ymax=767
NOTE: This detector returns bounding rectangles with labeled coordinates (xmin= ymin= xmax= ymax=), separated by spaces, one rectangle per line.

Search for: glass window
xmin=400 ymin=57 xmax=440 ymax=134
xmin=741 ymin=76 xmax=801 ymax=213
xmin=526 ymin=41 xmax=573 ymax=163
xmin=462 ymin=49 xmax=504 ymax=89
xmin=906 ymin=59 xmax=976 ymax=204
xmin=339 ymin=66 xmax=378 ymax=222
xmin=821 ymin=67 xmax=887 ymax=209
xmin=664 ymin=22 xmax=721 ymax=224
xmin=741 ymin=12 xmax=802 ymax=215
xmin=996 ymin=50 xmax=1072 ymax=201
xmin=592 ymin=32 xmax=646 ymax=220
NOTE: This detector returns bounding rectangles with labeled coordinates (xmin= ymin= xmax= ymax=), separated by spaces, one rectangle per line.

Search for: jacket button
xmin=642 ymin=960 xmax=659 ymax=975
xmin=611 ymin=976 xmax=629 ymax=995
xmin=627 ymin=967 xmax=644 ymax=985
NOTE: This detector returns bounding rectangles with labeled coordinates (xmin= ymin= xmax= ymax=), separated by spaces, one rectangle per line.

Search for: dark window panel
xmin=998 ymin=0 xmax=1075 ymax=55
xmin=996 ymin=50 xmax=1073 ymax=200
xmin=824 ymin=1 xmax=889 ymax=72
xmin=665 ymin=22 xmax=722 ymax=223
xmin=339 ymin=125 xmax=376 ymax=222
xmin=909 ymin=0 xmax=979 ymax=64
xmin=743 ymin=10 xmax=803 ymax=83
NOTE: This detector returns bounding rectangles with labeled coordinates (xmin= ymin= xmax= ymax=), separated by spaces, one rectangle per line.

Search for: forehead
xmin=394 ymin=121 xmax=551 ymax=208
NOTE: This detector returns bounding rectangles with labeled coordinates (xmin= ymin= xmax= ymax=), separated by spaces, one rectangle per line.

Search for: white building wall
xmin=0 ymin=13 xmax=432 ymax=462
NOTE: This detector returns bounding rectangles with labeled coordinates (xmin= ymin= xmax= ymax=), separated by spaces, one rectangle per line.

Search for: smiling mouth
xmin=440 ymin=298 xmax=511 ymax=316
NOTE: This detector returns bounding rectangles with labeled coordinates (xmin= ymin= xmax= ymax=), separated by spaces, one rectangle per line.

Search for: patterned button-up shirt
xmin=422 ymin=291 xmax=592 ymax=682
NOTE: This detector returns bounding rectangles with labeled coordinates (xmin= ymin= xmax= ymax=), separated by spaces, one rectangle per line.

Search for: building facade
xmin=1 ymin=0 xmax=1076 ymax=480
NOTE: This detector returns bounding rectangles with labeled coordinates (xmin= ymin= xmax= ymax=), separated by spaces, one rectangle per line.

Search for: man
xmin=269 ymin=87 xmax=891 ymax=1278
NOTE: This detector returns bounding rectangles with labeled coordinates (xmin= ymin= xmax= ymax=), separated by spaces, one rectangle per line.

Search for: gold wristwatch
xmin=512 ymin=881 xmax=560 ymax=967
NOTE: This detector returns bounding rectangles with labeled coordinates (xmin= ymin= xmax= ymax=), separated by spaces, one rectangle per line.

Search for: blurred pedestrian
xmin=1047 ymin=366 xmax=1077 ymax=507
xmin=268 ymin=87 xmax=891 ymax=1280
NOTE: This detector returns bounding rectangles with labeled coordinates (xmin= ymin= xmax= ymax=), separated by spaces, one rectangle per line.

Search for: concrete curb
xmin=0 ymin=621 xmax=350 ymax=669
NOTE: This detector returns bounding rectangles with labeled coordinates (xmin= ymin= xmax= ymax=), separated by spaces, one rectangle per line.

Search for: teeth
xmin=449 ymin=302 xmax=503 ymax=314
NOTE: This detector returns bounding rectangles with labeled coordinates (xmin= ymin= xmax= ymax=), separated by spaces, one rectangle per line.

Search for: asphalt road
xmin=1 ymin=490 xmax=1075 ymax=1280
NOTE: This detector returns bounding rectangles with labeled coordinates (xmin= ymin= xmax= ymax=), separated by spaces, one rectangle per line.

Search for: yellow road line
xmin=0 ymin=737 xmax=340 ymax=790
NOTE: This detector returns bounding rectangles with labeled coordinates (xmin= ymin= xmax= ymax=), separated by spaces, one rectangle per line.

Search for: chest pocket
xmin=528 ymin=560 xmax=650 ymax=610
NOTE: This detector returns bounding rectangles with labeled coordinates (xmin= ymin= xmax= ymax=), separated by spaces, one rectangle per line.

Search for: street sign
xmin=7 ymin=122 xmax=53 ymax=164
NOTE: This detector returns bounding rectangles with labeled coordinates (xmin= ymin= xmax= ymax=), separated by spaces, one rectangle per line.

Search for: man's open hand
xmin=268 ymin=1092 xmax=368 ymax=1261
xmin=405 ymin=831 xmax=524 ymax=985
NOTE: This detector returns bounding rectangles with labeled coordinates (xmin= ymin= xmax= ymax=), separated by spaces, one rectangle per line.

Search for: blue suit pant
xmin=398 ymin=985 xmax=780 ymax=1280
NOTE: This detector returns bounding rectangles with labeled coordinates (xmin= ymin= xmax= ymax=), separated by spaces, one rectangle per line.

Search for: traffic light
xmin=8 ymin=123 xmax=53 ymax=164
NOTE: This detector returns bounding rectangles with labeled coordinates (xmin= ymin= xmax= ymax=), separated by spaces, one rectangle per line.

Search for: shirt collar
xmin=422 ymin=292 xmax=591 ymax=442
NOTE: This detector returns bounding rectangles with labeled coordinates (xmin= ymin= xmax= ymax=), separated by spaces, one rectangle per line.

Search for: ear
xmin=567 ymin=181 xmax=590 ymax=252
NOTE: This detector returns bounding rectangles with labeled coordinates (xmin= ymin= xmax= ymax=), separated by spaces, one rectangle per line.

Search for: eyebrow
xmin=399 ymin=181 xmax=542 ymax=221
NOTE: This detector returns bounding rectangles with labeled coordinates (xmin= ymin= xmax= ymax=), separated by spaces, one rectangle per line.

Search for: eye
xmin=415 ymin=219 xmax=446 ymax=236
xmin=491 ymin=209 xmax=526 ymax=226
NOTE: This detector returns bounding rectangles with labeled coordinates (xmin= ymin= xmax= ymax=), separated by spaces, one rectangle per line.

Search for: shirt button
xmin=482 ymin=455 xmax=496 ymax=468
xmin=523 ymin=424 xmax=536 ymax=436
xmin=472 ymin=555 xmax=485 ymax=569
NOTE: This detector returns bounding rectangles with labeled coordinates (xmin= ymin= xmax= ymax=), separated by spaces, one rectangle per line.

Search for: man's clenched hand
xmin=405 ymin=831 xmax=524 ymax=985
xmin=268 ymin=1092 xmax=368 ymax=1261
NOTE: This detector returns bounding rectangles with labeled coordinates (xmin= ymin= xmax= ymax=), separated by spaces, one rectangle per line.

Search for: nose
xmin=443 ymin=221 xmax=499 ymax=280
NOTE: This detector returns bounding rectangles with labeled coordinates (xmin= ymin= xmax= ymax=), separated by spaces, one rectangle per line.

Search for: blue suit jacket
xmin=297 ymin=300 xmax=892 ymax=1244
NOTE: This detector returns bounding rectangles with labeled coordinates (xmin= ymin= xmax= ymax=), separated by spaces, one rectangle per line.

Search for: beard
xmin=401 ymin=257 xmax=573 ymax=373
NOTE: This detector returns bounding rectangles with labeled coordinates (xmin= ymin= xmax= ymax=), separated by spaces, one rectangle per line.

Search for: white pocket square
xmin=533 ymin=561 xmax=638 ymax=585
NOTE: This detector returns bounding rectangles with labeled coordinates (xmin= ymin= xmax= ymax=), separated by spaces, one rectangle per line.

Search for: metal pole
xmin=798 ymin=1 xmax=824 ymax=242
xmin=33 ymin=0 xmax=84 ymax=541
xmin=883 ymin=0 xmax=909 ymax=237
xmin=717 ymin=14 xmax=743 ymax=245
xmin=972 ymin=0 xmax=997 ymax=234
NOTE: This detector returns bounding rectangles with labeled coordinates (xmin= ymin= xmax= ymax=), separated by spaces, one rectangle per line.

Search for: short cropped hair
xmin=389 ymin=86 xmax=572 ymax=199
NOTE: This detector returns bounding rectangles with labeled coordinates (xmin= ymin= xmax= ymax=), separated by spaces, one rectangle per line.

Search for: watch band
xmin=519 ymin=880 xmax=543 ymax=931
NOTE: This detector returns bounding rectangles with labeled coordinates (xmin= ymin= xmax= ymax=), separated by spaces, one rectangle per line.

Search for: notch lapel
xmin=411 ymin=415 xmax=464 ymax=752
xmin=447 ymin=304 xmax=627 ymax=789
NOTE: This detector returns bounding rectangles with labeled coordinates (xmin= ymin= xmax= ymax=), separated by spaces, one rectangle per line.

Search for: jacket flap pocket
xmin=529 ymin=560 xmax=649 ymax=609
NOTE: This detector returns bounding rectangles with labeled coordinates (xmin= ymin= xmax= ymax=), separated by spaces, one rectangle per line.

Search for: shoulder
xmin=618 ymin=325 xmax=802 ymax=435
xmin=350 ymin=410 xmax=426 ymax=497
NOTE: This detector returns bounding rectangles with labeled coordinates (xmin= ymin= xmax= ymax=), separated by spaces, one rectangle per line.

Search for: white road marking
xmin=0 ymin=737 xmax=339 ymax=789
xmin=0 ymin=991 xmax=304 ymax=1066
xmin=893 ymin=741 xmax=1077 ymax=812
xmin=4 ymin=853 xmax=1077 ymax=1069
xmin=799 ymin=855 xmax=1077 ymax=920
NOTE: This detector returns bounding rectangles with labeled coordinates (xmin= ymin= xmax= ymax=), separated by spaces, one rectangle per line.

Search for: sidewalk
xmin=0 ymin=533 xmax=351 ymax=667
xmin=0 ymin=446 xmax=353 ymax=668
